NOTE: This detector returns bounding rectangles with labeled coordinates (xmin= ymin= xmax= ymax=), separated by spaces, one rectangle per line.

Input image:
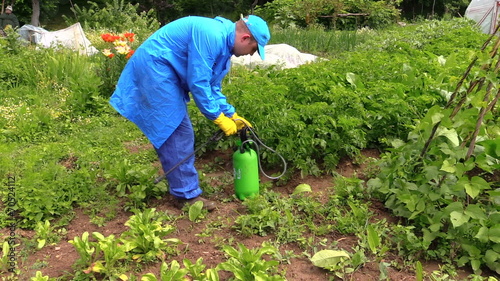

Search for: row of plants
xmin=201 ymin=18 xmax=492 ymax=177
xmin=367 ymin=28 xmax=500 ymax=275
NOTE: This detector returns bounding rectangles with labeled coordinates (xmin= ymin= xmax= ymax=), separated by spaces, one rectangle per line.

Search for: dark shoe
xmin=174 ymin=196 xmax=216 ymax=211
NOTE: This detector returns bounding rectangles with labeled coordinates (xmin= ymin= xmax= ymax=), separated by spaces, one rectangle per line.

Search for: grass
xmin=270 ymin=25 xmax=370 ymax=57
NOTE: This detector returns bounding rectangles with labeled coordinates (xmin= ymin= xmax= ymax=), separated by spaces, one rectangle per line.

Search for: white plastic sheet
xmin=231 ymin=43 xmax=324 ymax=69
xmin=465 ymin=0 xmax=500 ymax=34
xmin=17 ymin=22 xmax=98 ymax=55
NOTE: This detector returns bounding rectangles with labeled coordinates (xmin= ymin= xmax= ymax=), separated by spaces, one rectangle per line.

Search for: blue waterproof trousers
xmin=155 ymin=113 xmax=202 ymax=199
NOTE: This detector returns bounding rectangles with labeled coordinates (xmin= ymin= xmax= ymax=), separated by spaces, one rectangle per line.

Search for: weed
xmin=34 ymin=220 xmax=66 ymax=249
xmin=0 ymin=241 xmax=12 ymax=273
xmin=217 ymin=242 xmax=285 ymax=280
xmin=140 ymin=260 xmax=188 ymax=281
xmin=310 ymin=249 xmax=352 ymax=279
xmin=30 ymin=260 xmax=49 ymax=269
xmin=188 ymin=201 xmax=206 ymax=222
xmin=183 ymin=257 xmax=220 ymax=280
xmin=30 ymin=271 xmax=56 ymax=281
xmin=121 ymin=208 xmax=180 ymax=262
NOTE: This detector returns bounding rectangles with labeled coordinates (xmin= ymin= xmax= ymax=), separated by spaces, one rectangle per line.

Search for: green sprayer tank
xmin=233 ymin=140 xmax=259 ymax=200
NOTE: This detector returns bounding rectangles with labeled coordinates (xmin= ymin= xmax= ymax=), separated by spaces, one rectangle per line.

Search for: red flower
xmin=101 ymin=33 xmax=114 ymax=43
xmin=101 ymin=33 xmax=122 ymax=43
xmin=125 ymin=50 xmax=135 ymax=59
xmin=123 ymin=32 xmax=135 ymax=42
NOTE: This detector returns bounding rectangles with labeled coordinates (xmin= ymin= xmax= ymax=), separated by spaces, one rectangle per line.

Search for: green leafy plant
xmin=217 ymin=242 xmax=285 ymax=281
xmin=120 ymin=208 xmax=180 ymax=262
xmin=188 ymin=201 xmax=206 ymax=222
xmin=64 ymin=0 xmax=160 ymax=35
xmin=416 ymin=260 xmax=424 ymax=281
xmin=0 ymin=241 xmax=12 ymax=273
xmin=83 ymin=232 xmax=129 ymax=280
xmin=69 ymin=231 xmax=95 ymax=268
xmin=30 ymin=271 xmax=56 ymax=281
xmin=141 ymin=260 xmax=188 ymax=281
xmin=325 ymin=196 xmax=371 ymax=234
xmin=34 ymin=220 xmax=66 ymax=249
xmin=183 ymin=257 xmax=220 ymax=281
xmin=0 ymin=25 xmax=24 ymax=55
xmin=310 ymin=249 xmax=352 ymax=279
xmin=367 ymin=25 xmax=500 ymax=274
xmin=360 ymin=223 xmax=390 ymax=261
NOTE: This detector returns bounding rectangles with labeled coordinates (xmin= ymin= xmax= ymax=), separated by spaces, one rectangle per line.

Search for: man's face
xmin=6 ymin=9 xmax=12 ymax=14
xmin=233 ymin=34 xmax=258 ymax=57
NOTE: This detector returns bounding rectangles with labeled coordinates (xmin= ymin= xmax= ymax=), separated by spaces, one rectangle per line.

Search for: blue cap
xmin=241 ymin=15 xmax=271 ymax=60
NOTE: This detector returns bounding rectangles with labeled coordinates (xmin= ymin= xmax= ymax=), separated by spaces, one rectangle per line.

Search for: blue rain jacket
xmin=110 ymin=16 xmax=236 ymax=148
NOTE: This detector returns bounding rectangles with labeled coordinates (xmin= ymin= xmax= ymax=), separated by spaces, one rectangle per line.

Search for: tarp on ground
xmin=18 ymin=22 xmax=98 ymax=55
xmin=231 ymin=43 xmax=324 ymax=69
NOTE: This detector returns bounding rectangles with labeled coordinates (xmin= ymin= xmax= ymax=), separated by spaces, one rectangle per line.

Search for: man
xmin=0 ymin=5 xmax=19 ymax=30
xmin=110 ymin=15 xmax=270 ymax=211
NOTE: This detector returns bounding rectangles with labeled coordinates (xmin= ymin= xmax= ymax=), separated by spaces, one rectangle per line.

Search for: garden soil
xmin=1 ymin=147 xmax=476 ymax=281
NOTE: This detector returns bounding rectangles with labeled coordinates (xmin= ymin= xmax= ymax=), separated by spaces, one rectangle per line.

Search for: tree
xmin=7 ymin=0 xmax=59 ymax=27
xmin=31 ymin=0 xmax=40 ymax=26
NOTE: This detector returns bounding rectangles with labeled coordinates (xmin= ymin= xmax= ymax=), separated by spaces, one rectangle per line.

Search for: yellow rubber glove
xmin=231 ymin=113 xmax=253 ymax=130
xmin=214 ymin=113 xmax=237 ymax=136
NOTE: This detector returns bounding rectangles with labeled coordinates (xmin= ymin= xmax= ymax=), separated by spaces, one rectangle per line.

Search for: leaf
xmin=478 ymin=138 xmax=500 ymax=158
xmin=430 ymin=111 xmax=444 ymax=125
xmin=310 ymin=249 xmax=350 ymax=269
xmin=440 ymin=159 xmax=455 ymax=173
xmin=367 ymin=225 xmax=380 ymax=254
xmin=485 ymin=249 xmax=500 ymax=264
xmin=293 ymin=183 xmax=312 ymax=195
xmin=436 ymin=127 xmax=459 ymax=146
xmin=471 ymin=259 xmax=481 ymax=273
xmin=188 ymin=201 xmax=203 ymax=222
xmin=91 ymin=261 xmax=105 ymax=273
xmin=471 ymin=176 xmax=491 ymax=191
xmin=464 ymin=176 xmax=490 ymax=199
xmin=379 ymin=262 xmax=390 ymax=280
xmin=450 ymin=211 xmax=470 ymax=228
xmin=141 ymin=273 xmax=158 ymax=281
xmin=205 ymin=268 xmax=220 ymax=281
xmin=37 ymin=238 xmax=46 ymax=249
xmin=346 ymin=72 xmax=364 ymax=89
xmin=465 ymin=204 xmax=487 ymax=221
xmin=390 ymin=139 xmax=406 ymax=148
xmin=489 ymin=225 xmax=500 ymax=243
xmin=415 ymin=261 xmax=423 ymax=281
xmin=367 ymin=178 xmax=382 ymax=189
xmin=444 ymin=201 xmax=463 ymax=214
xmin=475 ymin=227 xmax=489 ymax=243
